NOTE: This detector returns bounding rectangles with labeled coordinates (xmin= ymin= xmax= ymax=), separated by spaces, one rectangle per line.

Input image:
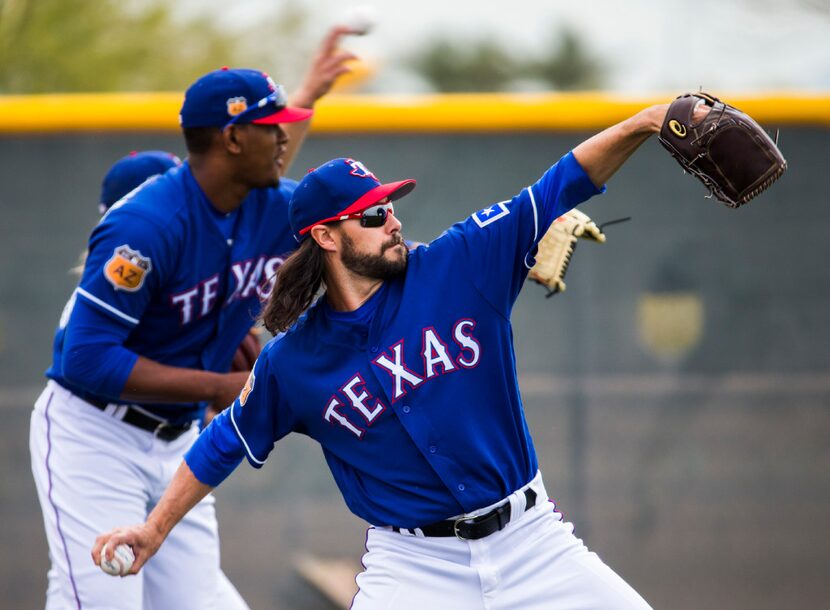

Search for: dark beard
xmin=341 ymin=232 xmax=408 ymax=279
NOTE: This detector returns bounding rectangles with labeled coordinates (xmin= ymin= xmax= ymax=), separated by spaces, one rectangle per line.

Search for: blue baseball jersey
xmin=186 ymin=152 xmax=604 ymax=526
xmin=47 ymin=163 xmax=298 ymax=424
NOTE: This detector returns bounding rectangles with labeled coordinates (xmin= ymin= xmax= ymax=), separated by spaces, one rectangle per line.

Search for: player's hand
xmin=290 ymin=25 xmax=359 ymax=107
xmin=231 ymin=330 xmax=262 ymax=372
xmin=206 ymin=367 xmax=253 ymax=424
xmin=212 ymin=371 xmax=249 ymax=414
xmin=202 ymin=402 xmax=223 ymax=426
xmin=92 ymin=524 xmax=162 ymax=576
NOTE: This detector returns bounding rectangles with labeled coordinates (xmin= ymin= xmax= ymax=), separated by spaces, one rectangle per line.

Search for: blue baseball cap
xmin=179 ymin=67 xmax=313 ymax=128
xmin=99 ymin=150 xmax=182 ymax=213
xmin=289 ymin=158 xmax=416 ymax=241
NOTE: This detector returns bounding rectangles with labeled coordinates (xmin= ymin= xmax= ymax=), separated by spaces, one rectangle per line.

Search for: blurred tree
xmin=0 ymin=0 xmax=236 ymax=92
xmin=408 ymin=26 xmax=605 ymax=92
xmin=233 ymin=1 xmax=316 ymax=92
xmin=0 ymin=0 xmax=312 ymax=93
xmin=526 ymin=28 xmax=605 ymax=90
xmin=408 ymin=38 xmax=518 ymax=92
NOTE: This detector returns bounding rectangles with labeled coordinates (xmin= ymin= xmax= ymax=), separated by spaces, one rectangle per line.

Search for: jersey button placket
xmin=401 ymin=405 xmax=411 ymax=414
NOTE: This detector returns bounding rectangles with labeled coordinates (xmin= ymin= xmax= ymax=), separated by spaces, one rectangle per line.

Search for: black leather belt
xmin=85 ymin=396 xmax=193 ymax=442
xmin=393 ymin=487 xmax=538 ymax=540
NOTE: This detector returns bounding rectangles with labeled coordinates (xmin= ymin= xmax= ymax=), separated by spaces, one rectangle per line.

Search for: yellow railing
xmin=1 ymin=91 xmax=828 ymax=133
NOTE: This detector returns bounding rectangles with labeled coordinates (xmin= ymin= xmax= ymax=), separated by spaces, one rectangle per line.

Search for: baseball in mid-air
xmin=344 ymin=5 xmax=377 ymax=35
xmin=100 ymin=543 xmax=135 ymax=577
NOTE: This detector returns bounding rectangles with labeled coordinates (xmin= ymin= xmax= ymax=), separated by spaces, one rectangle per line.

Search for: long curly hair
xmin=261 ymin=238 xmax=326 ymax=334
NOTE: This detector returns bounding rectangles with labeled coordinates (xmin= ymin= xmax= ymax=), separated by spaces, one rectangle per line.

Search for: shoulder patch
xmin=472 ymin=201 xmax=510 ymax=228
xmin=104 ymin=245 xmax=152 ymax=292
xmin=239 ymin=370 xmax=256 ymax=407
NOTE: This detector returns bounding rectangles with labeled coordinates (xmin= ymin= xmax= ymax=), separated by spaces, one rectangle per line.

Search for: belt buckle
xmin=154 ymin=421 xmax=182 ymax=442
xmin=453 ymin=517 xmax=472 ymax=541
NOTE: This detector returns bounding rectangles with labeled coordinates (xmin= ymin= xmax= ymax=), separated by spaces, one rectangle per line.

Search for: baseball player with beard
xmin=30 ymin=27 xmax=358 ymax=610
xmin=91 ymin=100 xmax=712 ymax=609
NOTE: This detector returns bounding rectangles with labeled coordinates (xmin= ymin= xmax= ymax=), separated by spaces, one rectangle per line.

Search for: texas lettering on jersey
xmin=323 ymin=319 xmax=481 ymax=438
xmin=169 ymin=254 xmax=284 ymax=325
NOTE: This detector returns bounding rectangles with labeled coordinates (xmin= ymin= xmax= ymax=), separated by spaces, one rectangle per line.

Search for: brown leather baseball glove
xmin=658 ymin=92 xmax=787 ymax=207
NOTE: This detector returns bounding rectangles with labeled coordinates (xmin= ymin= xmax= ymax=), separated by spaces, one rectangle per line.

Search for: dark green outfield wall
xmin=1 ymin=129 xmax=828 ymax=609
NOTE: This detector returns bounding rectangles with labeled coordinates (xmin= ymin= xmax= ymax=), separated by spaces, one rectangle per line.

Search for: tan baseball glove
xmin=528 ymin=208 xmax=607 ymax=296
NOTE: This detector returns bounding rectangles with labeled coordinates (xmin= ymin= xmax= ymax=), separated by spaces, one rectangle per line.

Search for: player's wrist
xmin=645 ymin=104 xmax=670 ymax=134
xmin=205 ymin=371 xmax=228 ymax=403
xmin=624 ymin=105 xmax=667 ymax=137
xmin=288 ymin=88 xmax=317 ymax=111
xmin=141 ymin=518 xmax=167 ymax=551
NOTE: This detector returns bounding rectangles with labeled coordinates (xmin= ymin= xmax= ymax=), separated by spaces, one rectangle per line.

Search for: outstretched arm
xmin=92 ymin=461 xmax=212 ymax=575
xmin=281 ymin=25 xmax=359 ymax=174
xmin=572 ymin=101 xmax=711 ymax=188
xmin=572 ymin=104 xmax=669 ymax=189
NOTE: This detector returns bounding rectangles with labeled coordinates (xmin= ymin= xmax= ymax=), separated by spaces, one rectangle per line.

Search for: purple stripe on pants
xmin=44 ymin=391 xmax=83 ymax=610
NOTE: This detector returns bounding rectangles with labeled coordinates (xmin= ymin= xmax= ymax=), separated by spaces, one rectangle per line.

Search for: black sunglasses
xmin=342 ymin=203 xmax=395 ymax=228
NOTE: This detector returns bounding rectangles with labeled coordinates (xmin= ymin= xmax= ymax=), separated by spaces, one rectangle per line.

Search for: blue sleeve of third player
xmin=184 ymin=341 xmax=296 ymax=486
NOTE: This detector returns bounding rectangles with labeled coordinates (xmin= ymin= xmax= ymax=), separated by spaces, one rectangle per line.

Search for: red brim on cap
xmin=299 ymin=179 xmax=417 ymax=235
xmin=253 ymin=106 xmax=314 ymax=125
xmin=340 ymin=180 xmax=417 ymax=216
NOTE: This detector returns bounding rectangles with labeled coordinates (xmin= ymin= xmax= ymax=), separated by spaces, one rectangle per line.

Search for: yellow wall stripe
xmin=1 ymin=91 xmax=828 ymax=133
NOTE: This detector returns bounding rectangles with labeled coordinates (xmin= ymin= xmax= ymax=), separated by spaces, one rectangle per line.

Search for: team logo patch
xmin=226 ymin=96 xmax=248 ymax=117
xmin=239 ymin=370 xmax=255 ymax=406
xmin=472 ymin=201 xmax=510 ymax=228
xmin=263 ymin=73 xmax=277 ymax=92
xmin=345 ymin=158 xmax=378 ymax=180
xmin=104 ymin=245 xmax=152 ymax=292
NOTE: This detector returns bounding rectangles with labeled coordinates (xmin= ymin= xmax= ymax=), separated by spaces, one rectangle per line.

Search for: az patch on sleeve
xmin=239 ymin=370 xmax=256 ymax=407
xmin=104 ymin=244 xmax=152 ymax=292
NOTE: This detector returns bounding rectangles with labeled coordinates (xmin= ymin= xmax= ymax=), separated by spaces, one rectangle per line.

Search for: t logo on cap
xmin=347 ymin=159 xmax=378 ymax=180
xmin=289 ymin=158 xmax=417 ymax=241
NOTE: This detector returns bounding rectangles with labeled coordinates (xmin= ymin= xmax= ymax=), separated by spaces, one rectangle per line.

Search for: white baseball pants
xmin=30 ymin=381 xmax=248 ymax=610
xmin=351 ymin=472 xmax=652 ymax=610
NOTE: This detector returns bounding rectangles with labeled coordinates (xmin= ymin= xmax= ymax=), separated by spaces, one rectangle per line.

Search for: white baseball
xmin=344 ymin=5 xmax=377 ymax=36
xmin=100 ymin=543 xmax=135 ymax=577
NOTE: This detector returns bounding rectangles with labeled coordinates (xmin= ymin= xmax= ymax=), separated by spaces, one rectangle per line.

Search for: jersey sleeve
xmin=184 ymin=407 xmax=246 ymax=487
xmin=75 ymin=210 xmax=174 ymax=327
xmin=227 ymin=342 xmax=296 ymax=469
xmin=433 ymin=152 xmax=604 ymax=315
xmin=60 ymin=295 xmax=140 ymax=399
xmin=184 ymin=344 xmax=296 ymax=486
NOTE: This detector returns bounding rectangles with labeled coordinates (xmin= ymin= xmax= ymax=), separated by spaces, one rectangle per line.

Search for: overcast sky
xmin=186 ymin=0 xmax=830 ymax=93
